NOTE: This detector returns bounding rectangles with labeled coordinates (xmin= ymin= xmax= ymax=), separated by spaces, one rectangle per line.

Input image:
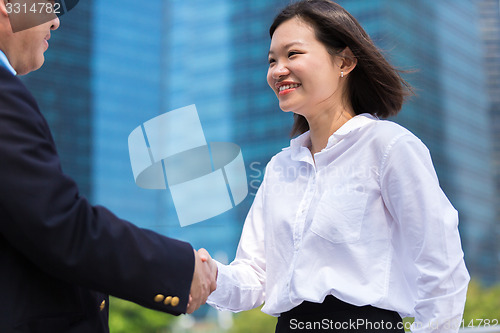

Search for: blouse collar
xmin=288 ymin=113 xmax=378 ymax=161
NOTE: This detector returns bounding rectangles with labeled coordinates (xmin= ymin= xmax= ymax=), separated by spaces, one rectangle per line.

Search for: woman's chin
xmin=278 ymin=103 xmax=294 ymax=113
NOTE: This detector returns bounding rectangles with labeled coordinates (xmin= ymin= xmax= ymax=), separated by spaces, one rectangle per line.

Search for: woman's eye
xmin=268 ymin=58 xmax=276 ymax=65
xmin=288 ymin=51 xmax=300 ymax=57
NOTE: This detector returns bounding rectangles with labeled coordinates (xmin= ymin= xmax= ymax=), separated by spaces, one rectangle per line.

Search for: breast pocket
xmin=311 ymin=189 xmax=368 ymax=243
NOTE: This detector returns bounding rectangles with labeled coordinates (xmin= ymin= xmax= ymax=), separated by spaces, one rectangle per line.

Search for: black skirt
xmin=275 ymin=295 xmax=405 ymax=332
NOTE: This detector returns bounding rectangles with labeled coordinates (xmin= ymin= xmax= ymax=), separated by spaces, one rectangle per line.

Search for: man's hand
xmin=186 ymin=249 xmax=216 ymax=314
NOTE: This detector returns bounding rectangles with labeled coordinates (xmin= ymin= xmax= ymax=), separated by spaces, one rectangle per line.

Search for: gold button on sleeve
xmin=100 ymin=300 xmax=106 ymax=311
xmin=163 ymin=296 xmax=172 ymax=305
xmin=171 ymin=296 xmax=180 ymax=307
xmin=154 ymin=294 xmax=165 ymax=303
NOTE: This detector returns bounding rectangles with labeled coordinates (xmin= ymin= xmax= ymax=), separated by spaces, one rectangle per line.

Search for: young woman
xmin=202 ymin=1 xmax=470 ymax=332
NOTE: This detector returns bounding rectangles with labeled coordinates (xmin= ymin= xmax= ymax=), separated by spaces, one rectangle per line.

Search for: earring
xmin=340 ymin=71 xmax=344 ymax=78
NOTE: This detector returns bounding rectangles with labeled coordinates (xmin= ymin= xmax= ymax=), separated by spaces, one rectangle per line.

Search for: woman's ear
xmin=339 ymin=47 xmax=357 ymax=76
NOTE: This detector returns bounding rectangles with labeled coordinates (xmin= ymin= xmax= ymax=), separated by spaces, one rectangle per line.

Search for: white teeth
xmin=279 ymin=84 xmax=300 ymax=92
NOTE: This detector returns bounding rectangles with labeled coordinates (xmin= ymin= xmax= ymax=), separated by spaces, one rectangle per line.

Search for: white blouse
xmin=207 ymin=114 xmax=470 ymax=333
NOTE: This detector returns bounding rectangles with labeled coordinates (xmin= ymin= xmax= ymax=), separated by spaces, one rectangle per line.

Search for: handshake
xmin=187 ymin=248 xmax=218 ymax=314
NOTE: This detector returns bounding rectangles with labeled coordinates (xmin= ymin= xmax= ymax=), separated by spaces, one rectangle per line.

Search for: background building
xmin=478 ymin=0 xmax=500 ymax=284
xmin=22 ymin=0 xmax=499 ymax=286
xmin=334 ymin=0 xmax=499 ymax=285
xmin=22 ymin=0 xmax=93 ymax=197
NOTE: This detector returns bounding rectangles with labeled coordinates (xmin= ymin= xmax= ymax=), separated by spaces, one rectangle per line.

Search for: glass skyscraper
xmin=91 ymin=0 xmax=167 ymax=231
xmin=23 ymin=0 xmax=499 ymax=284
xmin=337 ymin=0 xmax=498 ymax=284
xmin=160 ymin=0 xmax=238 ymax=256
xmin=478 ymin=0 xmax=500 ymax=284
xmin=88 ymin=0 xmax=290 ymax=258
xmin=22 ymin=0 xmax=93 ymax=197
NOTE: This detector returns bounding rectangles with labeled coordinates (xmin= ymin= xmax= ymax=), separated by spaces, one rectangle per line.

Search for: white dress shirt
xmin=0 ymin=50 xmax=17 ymax=75
xmin=208 ymin=113 xmax=470 ymax=332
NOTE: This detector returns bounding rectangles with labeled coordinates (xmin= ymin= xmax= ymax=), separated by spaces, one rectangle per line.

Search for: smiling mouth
xmin=279 ymin=83 xmax=301 ymax=92
xmin=277 ymin=83 xmax=301 ymax=96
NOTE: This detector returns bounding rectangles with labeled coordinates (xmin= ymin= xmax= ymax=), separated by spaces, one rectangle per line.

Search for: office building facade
xmin=338 ymin=0 xmax=498 ymax=283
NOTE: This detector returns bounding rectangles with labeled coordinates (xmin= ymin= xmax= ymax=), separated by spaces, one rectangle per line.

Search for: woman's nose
xmin=272 ymin=64 xmax=290 ymax=79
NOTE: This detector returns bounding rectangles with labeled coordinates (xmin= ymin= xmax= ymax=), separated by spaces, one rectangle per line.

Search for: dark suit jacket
xmin=0 ymin=66 xmax=195 ymax=332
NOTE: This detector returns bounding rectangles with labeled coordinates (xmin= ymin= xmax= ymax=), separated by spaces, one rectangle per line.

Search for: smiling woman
xmin=202 ymin=1 xmax=470 ymax=332
xmin=267 ymin=17 xmax=357 ymax=150
xmin=268 ymin=0 xmax=412 ymax=138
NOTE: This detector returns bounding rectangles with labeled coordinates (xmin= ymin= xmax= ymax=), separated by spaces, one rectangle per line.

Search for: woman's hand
xmin=198 ymin=248 xmax=217 ymax=290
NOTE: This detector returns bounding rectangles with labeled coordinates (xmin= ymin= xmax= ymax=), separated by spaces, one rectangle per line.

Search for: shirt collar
xmin=0 ymin=50 xmax=17 ymax=76
xmin=288 ymin=113 xmax=377 ymax=161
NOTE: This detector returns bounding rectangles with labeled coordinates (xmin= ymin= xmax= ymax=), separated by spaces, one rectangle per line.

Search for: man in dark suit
xmin=0 ymin=1 xmax=216 ymax=332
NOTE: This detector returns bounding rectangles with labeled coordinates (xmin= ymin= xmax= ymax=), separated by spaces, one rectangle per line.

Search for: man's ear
xmin=338 ymin=47 xmax=357 ymax=76
xmin=0 ymin=0 xmax=10 ymax=18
